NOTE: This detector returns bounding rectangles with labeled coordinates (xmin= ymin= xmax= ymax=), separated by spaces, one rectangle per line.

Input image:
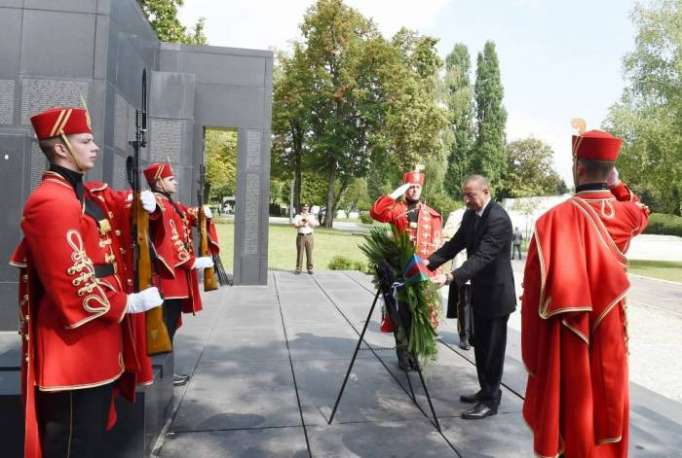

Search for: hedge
xmin=644 ymin=213 xmax=682 ymax=237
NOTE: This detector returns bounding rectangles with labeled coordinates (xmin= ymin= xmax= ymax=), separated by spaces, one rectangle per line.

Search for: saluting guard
xmin=370 ymin=166 xmax=443 ymax=370
xmin=522 ymin=125 xmax=650 ymax=457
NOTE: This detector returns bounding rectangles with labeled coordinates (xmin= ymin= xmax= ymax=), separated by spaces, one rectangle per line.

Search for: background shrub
xmin=359 ymin=211 xmax=374 ymax=225
xmin=328 ymin=255 xmax=367 ymax=272
xmin=644 ymin=213 xmax=682 ymax=237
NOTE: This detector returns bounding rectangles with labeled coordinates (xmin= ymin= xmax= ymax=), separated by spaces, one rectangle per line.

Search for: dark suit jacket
xmin=428 ymin=200 xmax=516 ymax=318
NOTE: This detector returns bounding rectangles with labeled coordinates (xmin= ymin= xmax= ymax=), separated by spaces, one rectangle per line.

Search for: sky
xmin=179 ymin=0 xmax=637 ymax=185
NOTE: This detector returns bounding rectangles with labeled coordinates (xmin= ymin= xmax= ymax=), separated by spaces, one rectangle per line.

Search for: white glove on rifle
xmin=140 ymin=190 xmax=157 ymax=213
xmin=607 ymin=167 xmax=620 ymax=188
xmin=127 ymin=287 xmax=163 ymax=314
xmin=193 ymin=256 xmax=214 ymax=270
xmin=202 ymin=205 xmax=213 ymax=219
xmin=389 ymin=183 xmax=411 ymax=200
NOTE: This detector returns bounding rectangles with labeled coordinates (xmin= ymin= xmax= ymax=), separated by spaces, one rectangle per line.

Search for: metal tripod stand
xmin=328 ymin=283 xmax=441 ymax=431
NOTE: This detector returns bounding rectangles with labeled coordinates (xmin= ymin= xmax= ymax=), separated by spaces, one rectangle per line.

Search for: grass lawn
xmin=628 ymin=259 xmax=682 ymax=283
xmin=213 ymin=220 xmax=682 ymax=284
xmin=213 ymin=219 xmax=368 ymax=271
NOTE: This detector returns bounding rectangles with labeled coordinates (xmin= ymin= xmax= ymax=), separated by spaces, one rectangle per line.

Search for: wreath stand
xmin=327 ymin=283 xmax=441 ymax=431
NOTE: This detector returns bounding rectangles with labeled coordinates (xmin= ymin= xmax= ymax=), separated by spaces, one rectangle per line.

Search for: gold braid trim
xmin=64 ymin=230 xmax=111 ymax=328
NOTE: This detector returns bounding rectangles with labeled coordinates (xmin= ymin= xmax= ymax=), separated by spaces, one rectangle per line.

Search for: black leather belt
xmin=94 ymin=263 xmax=115 ymax=278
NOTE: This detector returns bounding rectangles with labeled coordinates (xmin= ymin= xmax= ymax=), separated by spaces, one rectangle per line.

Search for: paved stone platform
xmin=157 ymin=270 xmax=682 ymax=458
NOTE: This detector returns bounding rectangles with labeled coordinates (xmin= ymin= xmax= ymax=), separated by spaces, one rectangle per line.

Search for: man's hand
xmin=421 ymin=258 xmax=430 ymax=268
xmin=430 ymin=273 xmax=448 ymax=288
xmin=389 ymin=183 xmax=411 ymax=200
xmin=127 ymin=287 xmax=163 ymax=314
xmin=140 ymin=190 xmax=157 ymax=213
xmin=607 ymin=167 xmax=620 ymax=188
xmin=202 ymin=205 xmax=213 ymax=219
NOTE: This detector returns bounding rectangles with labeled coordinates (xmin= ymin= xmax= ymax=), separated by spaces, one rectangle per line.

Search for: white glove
xmin=389 ymin=183 xmax=411 ymax=200
xmin=607 ymin=167 xmax=620 ymax=188
xmin=202 ymin=205 xmax=213 ymax=219
xmin=126 ymin=287 xmax=162 ymax=314
xmin=193 ymin=256 xmax=214 ymax=270
xmin=140 ymin=190 xmax=157 ymax=213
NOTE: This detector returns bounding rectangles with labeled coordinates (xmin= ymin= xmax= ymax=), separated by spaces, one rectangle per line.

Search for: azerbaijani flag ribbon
xmin=403 ymin=254 xmax=430 ymax=285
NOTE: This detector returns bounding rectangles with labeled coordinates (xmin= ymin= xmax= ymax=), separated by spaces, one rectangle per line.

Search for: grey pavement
xmin=158 ymin=269 xmax=682 ymax=458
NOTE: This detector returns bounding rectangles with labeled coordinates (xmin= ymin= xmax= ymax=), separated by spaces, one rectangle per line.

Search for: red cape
xmin=522 ymin=196 xmax=630 ymax=457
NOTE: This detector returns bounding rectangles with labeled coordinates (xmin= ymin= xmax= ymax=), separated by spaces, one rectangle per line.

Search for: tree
xmin=443 ymin=43 xmax=475 ymax=198
xmin=137 ymin=0 xmax=207 ymax=44
xmin=205 ymin=129 xmax=237 ymax=203
xmin=472 ymin=41 xmax=508 ymax=190
xmin=298 ymin=0 xmax=395 ymax=227
xmin=500 ymin=137 xmax=563 ymax=198
xmin=272 ymin=46 xmax=313 ymax=213
xmin=383 ymin=29 xmax=447 ymax=169
xmin=603 ymin=0 xmax=682 ymax=214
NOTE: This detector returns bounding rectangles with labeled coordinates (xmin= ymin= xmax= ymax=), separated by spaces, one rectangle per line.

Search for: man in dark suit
xmin=424 ymin=175 xmax=516 ymax=420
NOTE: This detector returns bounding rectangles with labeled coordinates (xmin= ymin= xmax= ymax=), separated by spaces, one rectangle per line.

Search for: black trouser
xmin=382 ymin=288 xmax=414 ymax=367
xmin=472 ymin=313 xmax=509 ymax=406
xmin=512 ymin=244 xmax=522 ymax=260
xmin=163 ymin=298 xmax=183 ymax=342
xmin=37 ymin=382 xmax=114 ymax=458
xmin=446 ymin=283 xmax=472 ymax=344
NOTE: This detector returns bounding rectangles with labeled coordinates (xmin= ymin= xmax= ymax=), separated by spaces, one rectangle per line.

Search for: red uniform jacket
xmin=149 ymin=193 xmax=202 ymax=315
xmin=370 ymin=196 xmax=443 ymax=261
xmin=521 ymin=182 xmax=649 ymax=458
xmin=10 ymin=172 xmax=145 ymax=458
xmin=85 ymin=182 xmax=154 ymax=389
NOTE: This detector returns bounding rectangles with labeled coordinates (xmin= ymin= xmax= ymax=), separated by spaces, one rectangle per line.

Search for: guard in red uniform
xmin=521 ymin=128 xmax=649 ymax=457
xmin=10 ymin=107 xmax=162 ymax=458
xmin=143 ymin=162 xmax=214 ymax=386
xmin=370 ymin=167 xmax=442 ymax=370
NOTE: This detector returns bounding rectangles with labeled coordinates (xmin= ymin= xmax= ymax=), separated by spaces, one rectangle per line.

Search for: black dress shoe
xmin=173 ymin=373 xmax=190 ymax=386
xmin=462 ymin=402 xmax=498 ymax=420
xmin=460 ymin=391 xmax=482 ymax=403
xmin=458 ymin=340 xmax=471 ymax=350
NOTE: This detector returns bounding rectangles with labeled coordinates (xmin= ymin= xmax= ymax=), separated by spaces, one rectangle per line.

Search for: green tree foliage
xmin=603 ymin=0 xmax=682 ymax=214
xmin=443 ymin=43 xmax=475 ymax=198
xmin=137 ymin=0 xmax=207 ymax=44
xmin=384 ymin=29 xmax=447 ymax=169
xmin=271 ymin=47 xmax=313 ymax=212
xmin=204 ymin=129 xmax=237 ymax=203
xmin=500 ymin=138 xmax=564 ymax=198
xmin=299 ymin=0 xmax=397 ymax=227
xmin=472 ymin=41 xmax=508 ymax=190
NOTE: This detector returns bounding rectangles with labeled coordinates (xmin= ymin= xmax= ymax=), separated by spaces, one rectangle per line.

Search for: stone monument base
xmin=0 ymin=332 xmax=175 ymax=457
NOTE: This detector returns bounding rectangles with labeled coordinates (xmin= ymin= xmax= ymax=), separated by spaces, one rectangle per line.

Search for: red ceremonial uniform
xmin=144 ymin=163 xmax=202 ymax=316
xmin=84 ymin=182 xmax=154 ymax=389
xmin=370 ymin=169 xmax=443 ymax=332
xmin=369 ymin=168 xmax=443 ymax=260
xmin=10 ymin=172 xmax=135 ymax=458
xmin=11 ymin=107 xmax=151 ymax=458
xmin=521 ymin=130 xmax=650 ymax=458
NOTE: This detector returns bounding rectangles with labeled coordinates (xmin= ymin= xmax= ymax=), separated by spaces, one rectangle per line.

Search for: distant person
xmin=522 ymin=128 xmax=649 ymax=457
xmin=293 ymin=204 xmax=318 ymax=274
xmin=512 ymin=227 xmax=524 ymax=260
xmin=425 ymin=175 xmax=515 ymax=420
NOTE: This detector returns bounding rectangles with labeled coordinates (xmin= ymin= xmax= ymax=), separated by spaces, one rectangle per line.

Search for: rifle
xmin=197 ymin=164 xmax=219 ymax=291
xmin=126 ymin=69 xmax=171 ymax=355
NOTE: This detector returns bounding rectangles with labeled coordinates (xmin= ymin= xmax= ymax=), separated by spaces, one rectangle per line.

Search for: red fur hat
xmin=30 ymin=107 xmax=92 ymax=140
xmin=402 ymin=168 xmax=425 ymax=186
xmin=572 ymin=130 xmax=622 ymax=161
xmin=144 ymin=162 xmax=175 ymax=185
